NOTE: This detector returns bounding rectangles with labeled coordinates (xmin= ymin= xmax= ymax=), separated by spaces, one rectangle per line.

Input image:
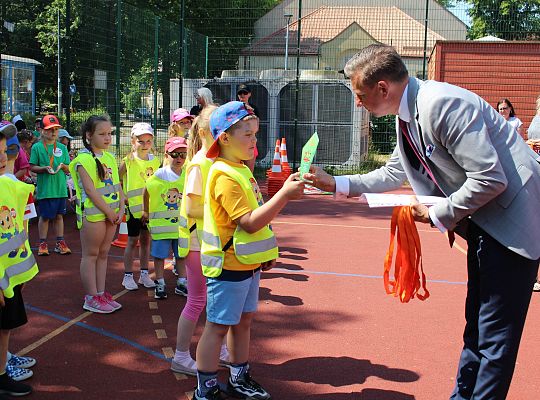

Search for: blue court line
xmin=31 ymin=247 xmax=467 ymax=285
xmin=24 ymin=304 xmax=168 ymax=362
xmin=272 ymin=268 xmax=467 ymax=286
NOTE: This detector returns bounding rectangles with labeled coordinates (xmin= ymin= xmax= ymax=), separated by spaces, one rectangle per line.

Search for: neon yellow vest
xmin=69 ymin=151 xmax=121 ymax=229
xmin=178 ymin=153 xmax=212 ymax=257
xmin=123 ymin=155 xmax=160 ymax=219
xmin=146 ymin=173 xmax=184 ymax=240
xmin=200 ymin=161 xmax=278 ymax=278
xmin=0 ymin=177 xmax=39 ymax=298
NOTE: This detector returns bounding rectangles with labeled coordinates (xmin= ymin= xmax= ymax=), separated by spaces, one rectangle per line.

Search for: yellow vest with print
xmin=123 ymin=155 xmax=160 ymax=219
xmin=0 ymin=177 xmax=39 ymax=298
xmin=146 ymin=173 xmax=184 ymax=240
xmin=201 ymin=161 xmax=278 ymax=278
xmin=69 ymin=151 xmax=121 ymax=229
xmin=178 ymin=153 xmax=212 ymax=257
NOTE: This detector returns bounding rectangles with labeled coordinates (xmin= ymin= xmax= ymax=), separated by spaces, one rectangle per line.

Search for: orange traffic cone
xmin=267 ymin=139 xmax=287 ymax=197
xmin=266 ymin=139 xmax=280 ymax=177
xmin=112 ymin=214 xmax=139 ymax=248
xmin=280 ymin=137 xmax=292 ymax=177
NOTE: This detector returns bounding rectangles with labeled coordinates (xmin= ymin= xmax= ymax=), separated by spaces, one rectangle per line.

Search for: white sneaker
xmin=122 ymin=274 xmax=139 ymax=291
xmin=138 ymin=273 xmax=156 ymax=288
xmin=534 ymin=281 xmax=540 ymax=292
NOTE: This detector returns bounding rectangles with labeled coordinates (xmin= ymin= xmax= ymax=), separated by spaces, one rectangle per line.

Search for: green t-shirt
xmin=29 ymin=141 xmax=70 ymax=200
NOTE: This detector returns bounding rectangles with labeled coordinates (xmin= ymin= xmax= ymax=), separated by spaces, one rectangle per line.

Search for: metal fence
xmin=2 ymin=0 xmax=540 ymax=174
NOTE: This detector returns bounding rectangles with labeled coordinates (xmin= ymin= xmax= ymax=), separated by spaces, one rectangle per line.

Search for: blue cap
xmin=58 ymin=129 xmax=74 ymax=140
xmin=207 ymin=101 xmax=255 ymax=158
xmin=0 ymin=120 xmax=17 ymax=139
xmin=6 ymin=134 xmax=20 ymax=155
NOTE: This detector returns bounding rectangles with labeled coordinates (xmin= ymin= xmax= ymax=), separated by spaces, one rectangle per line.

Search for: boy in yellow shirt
xmin=193 ymin=102 xmax=304 ymax=400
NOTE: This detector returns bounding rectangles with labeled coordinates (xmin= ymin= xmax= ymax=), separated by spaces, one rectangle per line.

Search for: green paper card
xmin=299 ymin=132 xmax=319 ymax=180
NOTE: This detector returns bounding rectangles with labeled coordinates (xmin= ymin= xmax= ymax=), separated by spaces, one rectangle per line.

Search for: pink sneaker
xmin=102 ymin=292 xmax=122 ymax=311
xmin=83 ymin=295 xmax=115 ymax=314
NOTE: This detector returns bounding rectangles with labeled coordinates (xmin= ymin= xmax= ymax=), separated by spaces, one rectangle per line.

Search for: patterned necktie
xmin=398 ymin=118 xmax=455 ymax=247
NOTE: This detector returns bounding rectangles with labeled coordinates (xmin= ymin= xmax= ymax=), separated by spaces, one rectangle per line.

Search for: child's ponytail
xmin=80 ymin=115 xmax=110 ymax=181
xmin=188 ymin=105 xmax=217 ymax=161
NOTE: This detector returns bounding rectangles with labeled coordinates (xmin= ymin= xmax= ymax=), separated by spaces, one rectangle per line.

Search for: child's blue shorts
xmin=151 ymin=238 xmax=179 ymax=260
xmin=38 ymin=198 xmax=67 ymax=220
xmin=206 ymin=268 xmax=260 ymax=325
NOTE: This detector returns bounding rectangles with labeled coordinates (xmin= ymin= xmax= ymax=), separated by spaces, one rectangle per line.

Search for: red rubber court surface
xmin=15 ymin=187 xmax=540 ymax=399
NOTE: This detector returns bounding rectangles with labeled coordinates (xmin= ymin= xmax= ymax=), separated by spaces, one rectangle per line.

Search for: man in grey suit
xmin=305 ymin=44 xmax=540 ymax=399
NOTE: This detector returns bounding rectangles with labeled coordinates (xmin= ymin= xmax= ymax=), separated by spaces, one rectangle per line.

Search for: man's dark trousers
xmin=450 ymin=222 xmax=539 ymax=399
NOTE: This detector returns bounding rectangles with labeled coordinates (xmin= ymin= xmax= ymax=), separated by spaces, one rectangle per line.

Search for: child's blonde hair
xmin=188 ymin=105 xmax=218 ymax=161
xmin=167 ymin=123 xmax=185 ymax=138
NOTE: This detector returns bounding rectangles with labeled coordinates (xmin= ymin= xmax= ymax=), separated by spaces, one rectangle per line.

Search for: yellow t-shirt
xmin=208 ymin=158 xmax=260 ymax=271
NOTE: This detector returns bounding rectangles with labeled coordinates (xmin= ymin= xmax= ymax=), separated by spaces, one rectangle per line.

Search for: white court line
xmin=272 ymin=220 xmax=436 ymax=233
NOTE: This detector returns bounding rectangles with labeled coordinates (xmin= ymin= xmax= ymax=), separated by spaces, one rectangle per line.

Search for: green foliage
xmin=436 ymin=0 xmax=456 ymax=7
xmin=370 ymin=115 xmax=397 ymax=155
xmin=465 ymin=0 xmax=540 ymax=39
xmin=68 ymin=108 xmax=108 ymax=136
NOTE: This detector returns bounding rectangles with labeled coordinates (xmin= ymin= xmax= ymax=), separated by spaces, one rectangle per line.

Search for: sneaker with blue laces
xmin=7 ymin=354 xmax=36 ymax=369
xmin=5 ymin=365 xmax=33 ymax=382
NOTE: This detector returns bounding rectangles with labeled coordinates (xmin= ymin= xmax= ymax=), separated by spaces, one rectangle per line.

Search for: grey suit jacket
xmin=348 ymin=77 xmax=540 ymax=260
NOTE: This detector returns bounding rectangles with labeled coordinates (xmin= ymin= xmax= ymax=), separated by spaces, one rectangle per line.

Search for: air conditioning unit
xmin=171 ymin=72 xmax=369 ymax=169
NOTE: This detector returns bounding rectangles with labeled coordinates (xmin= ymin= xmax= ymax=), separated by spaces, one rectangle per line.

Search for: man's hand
xmin=261 ymin=260 xmax=276 ymax=271
xmin=0 ymin=291 xmax=5 ymax=308
xmin=410 ymin=196 xmax=431 ymax=224
xmin=303 ymin=166 xmax=336 ymax=192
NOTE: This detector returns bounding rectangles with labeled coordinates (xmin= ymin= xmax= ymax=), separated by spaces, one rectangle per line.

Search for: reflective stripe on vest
xmin=84 ymin=201 xmax=120 ymax=216
xmin=149 ymin=225 xmax=178 ymax=234
xmin=129 ymin=204 xmax=143 ymax=214
xmin=0 ymin=255 xmax=37 ymax=291
xmin=202 ymin=230 xmax=220 ymax=248
xmin=149 ymin=210 xmax=178 ymax=219
xmin=97 ymin=183 xmax=121 ymax=196
xmin=235 ymin=236 xmax=278 ymax=256
xmin=179 ymin=215 xmax=188 ymax=229
xmin=127 ymin=188 xmax=144 ymax=198
xmin=0 ymin=231 xmax=27 ymax=257
xmin=201 ymin=253 xmax=223 ymax=269
xmin=178 ymin=237 xmax=189 ymax=249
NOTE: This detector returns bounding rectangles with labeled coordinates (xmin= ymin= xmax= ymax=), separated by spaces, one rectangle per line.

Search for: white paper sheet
xmin=360 ymin=193 xmax=445 ymax=208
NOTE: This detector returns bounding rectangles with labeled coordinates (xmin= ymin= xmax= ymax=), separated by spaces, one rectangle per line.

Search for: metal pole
xmin=115 ymin=0 xmax=122 ymax=153
xmin=154 ymin=16 xmax=159 ymax=129
xmin=179 ymin=0 xmax=185 ymax=107
xmin=205 ymin=36 xmax=209 ymax=79
xmin=57 ymin=8 xmax=62 ymax=115
xmin=65 ymin=0 xmax=71 ymax=131
xmin=292 ymin=1 xmax=302 ymax=171
xmin=284 ymin=14 xmax=292 ymax=70
xmin=422 ymin=0 xmax=429 ymax=79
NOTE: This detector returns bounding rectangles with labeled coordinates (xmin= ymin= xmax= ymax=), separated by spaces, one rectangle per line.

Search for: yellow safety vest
xmin=178 ymin=153 xmax=212 ymax=257
xmin=0 ymin=177 xmax=39 ymax=298
xmin=69 ymin=151 xmax=121 ymax=229
xmin=146 ymin=173 xmax=184 ymax=240
xmin=200 ymin=161 xmax=278 ymax=278
xmin=123 ymin=155 xmax=160 ymax=219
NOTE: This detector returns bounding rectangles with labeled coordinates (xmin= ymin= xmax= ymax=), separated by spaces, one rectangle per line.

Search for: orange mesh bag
xmin=383 ymin=206 xmax=430 ymax=303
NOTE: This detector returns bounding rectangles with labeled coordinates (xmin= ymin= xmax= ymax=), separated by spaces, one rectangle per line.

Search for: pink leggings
xmin=180 ymin=251 xmax=207 ymax=322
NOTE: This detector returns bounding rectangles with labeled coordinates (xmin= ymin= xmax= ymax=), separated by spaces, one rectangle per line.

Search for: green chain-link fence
xmin=3 ymin=1 xmax=540 ymax=172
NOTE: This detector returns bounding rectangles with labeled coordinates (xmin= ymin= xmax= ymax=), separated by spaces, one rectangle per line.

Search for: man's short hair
xmin=344 ymin=44 xmax=408 ymax=87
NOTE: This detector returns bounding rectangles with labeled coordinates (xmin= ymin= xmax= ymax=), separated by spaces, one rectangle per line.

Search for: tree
xmin=466 ymin=0 xmax=540 ymax=39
